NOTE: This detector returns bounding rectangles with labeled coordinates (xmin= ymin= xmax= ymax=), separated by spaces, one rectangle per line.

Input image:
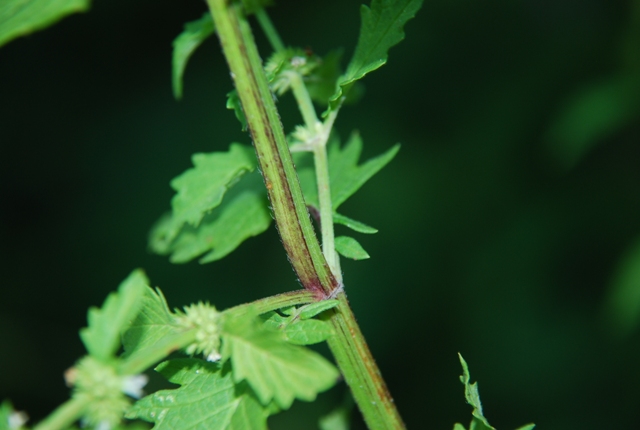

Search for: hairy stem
xmin=226 ymin=289 xmax=316 ymax=315
xmin=206 ymin=2 xmax=405 ymax=428
xmin=33 ymin=397 xmax=89 ymax=430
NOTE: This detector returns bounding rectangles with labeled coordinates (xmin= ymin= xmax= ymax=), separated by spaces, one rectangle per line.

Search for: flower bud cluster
xmin=176 ymin=302 xmax=223 ymax=362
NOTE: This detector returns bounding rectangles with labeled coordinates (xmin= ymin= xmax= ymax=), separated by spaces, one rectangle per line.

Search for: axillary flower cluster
xmin=175 ymin=301 xmax=224 ymax=362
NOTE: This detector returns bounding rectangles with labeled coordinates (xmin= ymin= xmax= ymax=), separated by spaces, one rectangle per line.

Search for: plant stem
xmin=207 ymin=0 xmax=336 ymax=299
xmin=226 ymin=289 xmax=315 ymax=315
xmin=255 ymin=10 xmax=342 ymax=279
xmin=117 ymin=329 xmax=198 ymax=376
xmin=206 ymin=2 xmax=405 ymax=428
xmin=33 ymin=397 xmax=89 ymax=430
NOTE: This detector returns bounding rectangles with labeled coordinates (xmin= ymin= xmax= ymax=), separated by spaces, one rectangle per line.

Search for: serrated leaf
xmin=458 ymin=353 xmax=494 ymax=430
xmin=127 ymin=359 xmax=268 ymax=430
xmin=79 ymin=270 xmax=147 ymax=362
xmin=329 ymin=133 xmax=400 ymax=209
xmin=296 ymin=300 xmax=339 ymax=319
xmin=333 ymin=212 xmax=378 ymax=234
xmin=335 ymin=236 xmax=370 ymax=260
xmin=150 ymin=171 xmax=271 ymax=264
xmin=297 ymin=133 xmax=399 ymax=217
xmin=122 ymin=286 xmax=180 ymax=358
xmin=172 ymin=13 xmax=215 ymax=100
xmin=284 ymin=319 xmax=334 ymax=345
xmin=226 ymin=90 xmax=247 ymax=131
xmin=170 ymin=143 xmax=257 ymax=229
xmin=327 ymin=0 xmax=423 ymax=112
xmin=0 ymin=0 xmax=90 ymax=48
xmin=222 ymin=316 xmax=339 ymax=408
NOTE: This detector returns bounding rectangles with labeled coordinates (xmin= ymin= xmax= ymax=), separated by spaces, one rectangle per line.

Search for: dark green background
xmin=2 ymin=0 xmax=640 ymax=428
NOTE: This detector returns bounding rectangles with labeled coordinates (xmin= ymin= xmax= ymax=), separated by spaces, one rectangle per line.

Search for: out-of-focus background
xmin=2 ymin=0 xmax=640 ymax=428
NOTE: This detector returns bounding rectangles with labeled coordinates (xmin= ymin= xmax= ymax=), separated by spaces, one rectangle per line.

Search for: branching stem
xmin=206 ymin=2 xmax=405 ymax=428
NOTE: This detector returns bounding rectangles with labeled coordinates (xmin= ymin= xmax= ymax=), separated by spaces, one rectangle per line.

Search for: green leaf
xmin=0 ymin=0 xmax=90 ymax=48
xmin=241 ymin=0 xmax=273 ymax=15
xmin=150 ymin=171 xmax=271 ymax=264
xmin=122 ymin=285 xmax=181 ymax=358
xmin=327 ymin=0 xmax=423 ymax=112
xmin=222 ymin=315 xmax=339 ymax=408
xmin=296 ymin=300 xmax=339 ymax=319
xmin=603 ymin=236 xmax=640 ymax=336
xmin=127 ymin=359 xmax=268 ymax=430
xmin=284 ymin=319 xmax=335 ymax=345
xmin=458 ymin=353 xmax=494 ymax=430
xmin=306 ymin=49 xmax=343 ymax=104
xmin=329 ymin=133 xmax=400 ymax=209
xmin=170 ymin=143 xmax=257 ymax=230
xmin=79 ymin=270 xmax=147 ymax=362
xmin=333 ymin=212 xmax=378 ymax=234
xmin=172 ymin=13 xmax=215 ymax=99
xmin=335 ymin=236 xmax=370 ymax=260
xmin=297 ymin=133 xmax=399 ymax=218
xmin=515 ymin=425 xmax=536 ymax=430
xmin=226 ymin=90 xmax=248 ymax=131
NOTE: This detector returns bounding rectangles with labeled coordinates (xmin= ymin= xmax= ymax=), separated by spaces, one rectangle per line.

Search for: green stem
xmin=206 ymin=2 xmax=404 ymax=428
xmin=254 ymin=8 xmax=284 ymax=53
xmin=226 ymin=289 xmax=315 ymax=315
xmin=33 ymin=396 xmax=89 ymax=430
xmin=117 ymin=329 xmax=197 ymax=375
xmin=207 ymin=0 xmax=336 ymax=299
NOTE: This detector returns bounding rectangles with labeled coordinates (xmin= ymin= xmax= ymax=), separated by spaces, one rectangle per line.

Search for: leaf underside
xmin=335 ymin=236 xmax=370 ymax=260
xmin=0 ymin=0 xmax=90 ymax=48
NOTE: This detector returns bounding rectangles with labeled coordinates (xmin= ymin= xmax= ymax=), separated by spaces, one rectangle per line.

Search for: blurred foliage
xmin=1 ymin=0 xmax=639 ymax=429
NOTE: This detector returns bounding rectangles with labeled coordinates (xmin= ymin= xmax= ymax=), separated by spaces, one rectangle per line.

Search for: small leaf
xmin=284 ymin=319 xmax=335 ymax=345
xmin=122 ymin=286 xmax=180 ymax=358
xmin=453 ymin=424 xmax=467 ymax=430
xmin=0 ymin=0 xmax=90 ymax=48
xmin=458 ymin=353 xmax=494 ymax=430
xmin=515 ymin=425 xmax=536 ymax=430
xmin=327 ymin=0 xmax=423 ymax=113
xmin=329 ymin=133 xmax=400 ymax=210
xmin=319 ymin=406 xmax=350 ymax=430
xmin=333 ymin=213 xmax=378 ymax=234
xmin=296 ymin=300 xmax=339 ymax=319
xmin=79 ymin=270 xmax=147 ymax=362
xmin=127 ymin=359 xmax=268 ymax=430
xmin=335 ymin=236 xmax=370 ymax=260
xmin=172 ymin=13 xmax=215 ymax=99
xmin=227 ymin=90 xmax=247 ymax=131
xmin=222 ymin=315 xmax=339 ymax=408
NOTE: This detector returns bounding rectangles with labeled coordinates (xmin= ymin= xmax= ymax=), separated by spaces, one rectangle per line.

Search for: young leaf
xmin=456 ymin=354 xmax=535 ymax=430
xmin=172 ymin=13 xmax=215 ymax=99
xmin=329 ymin=133 xmax=400 ymax=210
xmin=284 ymin=319 xmax=335 ymax=345
xmin=79 ymin=270 xmax=147 ymax=362
xmin=122 ymin=285 xmax=181 ymax=358
xmin=335 ymin=236 xmax=370 ymax=260
xmin=296 ymin=300 xmax=339 ymax=319
xmin=0 ymin=0 xmax=90 ymax=48
xmin=333 ymin=212 xmax=378 ymax=234
xmin=127 ymin=358 xmax=268 ymax=430
xmin=226 ymin=90 xmax=247 ymax=131
xmin=150 ymin=172 xmax=271 ymax=264
xmin=327 ymin=0 xmax=423 ymax=112
xmin=222 ymin=315 xmax=339 ymax=408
